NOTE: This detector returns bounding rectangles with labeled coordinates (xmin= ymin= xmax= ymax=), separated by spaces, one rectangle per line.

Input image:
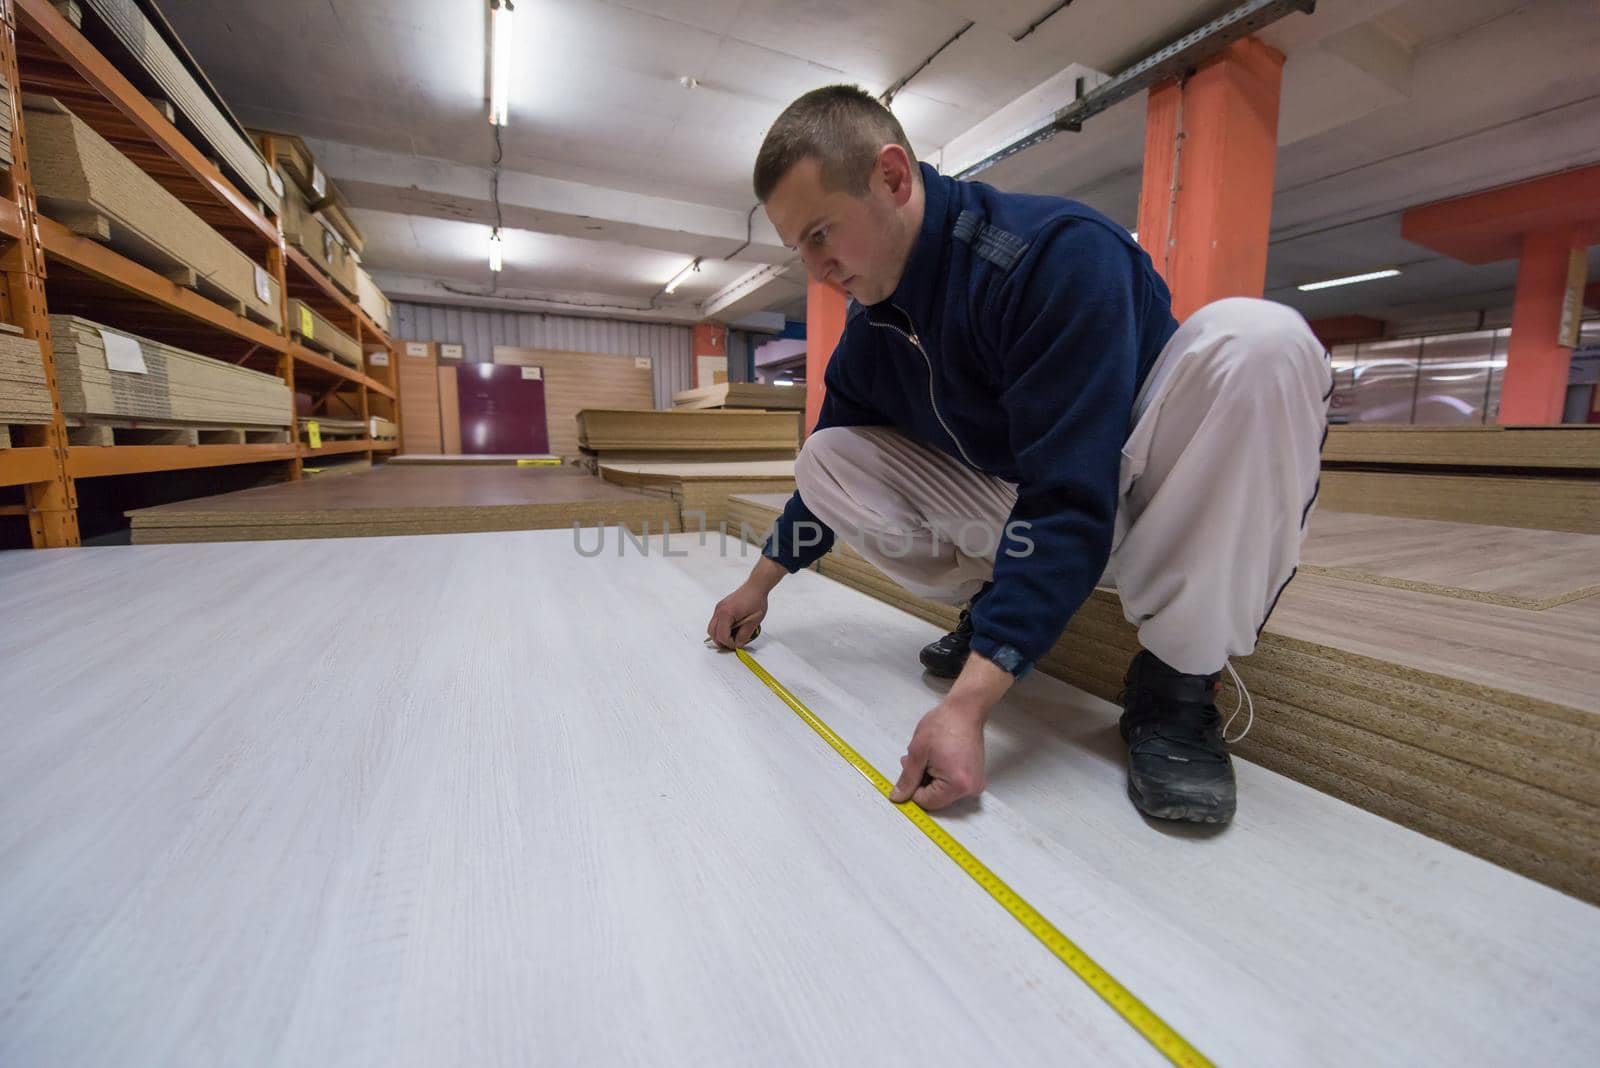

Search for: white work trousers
xmin=792 ymin=297 xmax=1332 ymax=675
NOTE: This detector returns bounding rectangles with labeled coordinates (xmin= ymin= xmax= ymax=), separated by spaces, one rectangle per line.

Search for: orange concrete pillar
xmin=691 ymin=321 xmax=728 ymax=389
xmin=1137 ymin=38 xmax=1285 ymax=322
xmin=1501 ymin=230 xmax=1586 ymax=424
xmin=804 ymin=276 xmax=848 ymax=434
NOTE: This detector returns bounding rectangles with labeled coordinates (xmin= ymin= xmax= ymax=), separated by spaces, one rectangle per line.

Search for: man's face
xmin=764 ymin=153 xmax=914 ymax=306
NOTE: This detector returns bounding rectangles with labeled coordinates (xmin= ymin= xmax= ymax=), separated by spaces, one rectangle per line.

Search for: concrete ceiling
xmin=162 ymin=0 xmax=1600 ymax=331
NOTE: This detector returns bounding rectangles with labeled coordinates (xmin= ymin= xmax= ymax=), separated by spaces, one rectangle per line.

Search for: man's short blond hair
xmin=753 ymin=85 xmax=918 ymax=202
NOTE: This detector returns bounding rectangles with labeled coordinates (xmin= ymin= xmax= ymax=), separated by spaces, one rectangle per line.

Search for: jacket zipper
xmin=870 ymin=307 xmax=980 ymax=469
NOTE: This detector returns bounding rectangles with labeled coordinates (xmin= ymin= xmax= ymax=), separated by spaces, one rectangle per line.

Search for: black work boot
xmin=1118 ymin=650 xmax=1236 ymax=824
xmin=918 ymin=583 xmax=991 ymax=678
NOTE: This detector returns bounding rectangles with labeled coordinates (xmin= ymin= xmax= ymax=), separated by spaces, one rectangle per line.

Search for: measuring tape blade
xmin=734 ymin=648 xmax=1212 ymax=1068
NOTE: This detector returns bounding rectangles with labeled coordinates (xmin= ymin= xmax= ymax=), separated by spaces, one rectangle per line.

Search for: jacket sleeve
xmin=966 ymin=223 xmax=1144 ymax=676
xmin=761 ymin=325 xmax=888 ymax=572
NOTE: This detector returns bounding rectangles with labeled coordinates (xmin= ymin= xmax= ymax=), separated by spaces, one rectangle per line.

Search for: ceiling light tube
xmin=1297 ymin=268 xmax=1401 ymax=292
xmin=664 ymin=257 xmax=701 ymax=295
xmin=488 ymin=229 xmax=504 ymax=272
xmin=489 ymin=0 xmax=514 ymax=126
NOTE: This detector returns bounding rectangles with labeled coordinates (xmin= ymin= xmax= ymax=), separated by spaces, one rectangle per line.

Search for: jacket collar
xmin=868 ymin=162 xmax=956 ymax=333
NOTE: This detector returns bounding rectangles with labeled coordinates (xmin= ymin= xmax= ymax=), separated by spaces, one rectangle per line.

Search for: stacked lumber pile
xmin=355 ymin=267 xmax=392 ymax=333
xmin=599 ymin=461 xmax=796 ymax=529
xmin=0 ymin=71 xmax=13 ymax=170
xmin=301 ymin=417 xmax=365 ymax=445
xmin=369 ymin=416 xmax=398 ymax=441
xmin=0 ymin=332 xmax=53 ymax=446
xmin=1321 ymin=425 xmax=1600 ymax=533
xmin=577 ymin=409 xmax=800 ymax=464
xmin=26 ymin=98 xmax=282 ymax=327
xmin=49 ymin=315 xmax=292 ymax=439
xmin=289 ymin=300 xmax=361 ymax=368
xmin=256 ymin=130 xmax=362 ymax=295
xmin=127 ymin=464 xmax=678 ymax=543
xmin=725 ymin=492 xmax=1600 ymax=905
xmin=672 ymin=383 xmax=805 ymax=411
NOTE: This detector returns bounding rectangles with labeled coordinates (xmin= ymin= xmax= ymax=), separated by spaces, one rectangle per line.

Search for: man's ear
xmin=877 ymin=144 xmax=917 ymax=206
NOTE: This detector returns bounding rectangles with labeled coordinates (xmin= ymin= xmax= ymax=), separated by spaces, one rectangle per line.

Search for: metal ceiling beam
xmin=958 ymin=0 xmax=1318 ymax=179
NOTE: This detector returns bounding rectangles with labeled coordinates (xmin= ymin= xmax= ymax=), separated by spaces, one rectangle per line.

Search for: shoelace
xmin=1222 ymin=661 xmax=1255 ymax=744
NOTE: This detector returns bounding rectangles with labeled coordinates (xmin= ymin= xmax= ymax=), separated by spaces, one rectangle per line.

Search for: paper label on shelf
xmin=98 ymin=329 xmax=147 ymax=375
xmin=307 ymin=421 xmax=322 ymax=449
xmin=253 ymin=265 xmax=272 ymax=304
xmin=520 ymin=366 xmax=542 ymax=380
xmin=634 ymin=357 xmax=651 ymax=369
xmin=369 ymin=350 xmax=390 ymax=366
xmin=405 ymin=342 xmax=429 ymax=358
xmin=299 ymin=305 xmax=315 ymax=339
xmin=310 ymin=165 xmax=327 ymax=199
xmin=440 ymin=343 xmax=464 ymax=360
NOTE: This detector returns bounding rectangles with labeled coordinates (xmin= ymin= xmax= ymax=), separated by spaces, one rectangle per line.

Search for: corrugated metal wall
xmin=393 ymin=302 xmax=695 ymax=409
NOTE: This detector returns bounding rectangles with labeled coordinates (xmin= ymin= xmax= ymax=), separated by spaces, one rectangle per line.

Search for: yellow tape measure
xmin=515 ymin=458 xmax=562 ymax=466
xmin=733 ymin=648 xmax=1212 ymax=1068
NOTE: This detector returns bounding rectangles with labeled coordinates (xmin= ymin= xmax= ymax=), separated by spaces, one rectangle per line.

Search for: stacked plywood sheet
xmin=599 ymin=461 xmax=796 ymax=529
xmin=74 ymin=0 xmax=281 ymax=211
xmin=0 ymin=71 xmax=13 ymax=170
xmin=672 ymin=382 xmax=806 ymax=411
xmin=355 ymin=266 xmax=392 ymax=333
xmin=288 ymin=300 xmax=361 ymax=368
xmin=127 ymin=464 xmax=678 ymax=543
xmin=577 ymin=409 xmax=800 ymax=464
xmin=1322 ymin=425 xmax=1600 ymax=533
xmin=252 ymin=129 xmax=364 ymax=254
xmin=26 ymin=98 xmax=282 ymax=327
xmin=725 ymin=493 xmax=1600 ymax=905
xmin=49 ymin=316 xmax=292 ymax=439
xmin=276 ymin=167 xmax=360 ymax=294
xmin=1 ymin=333 xmax=54 ymax=444
xmin=369 ymin=416 xmax=398 ymax=442
xmin=301 ymin=417 xmax=365 ymax=445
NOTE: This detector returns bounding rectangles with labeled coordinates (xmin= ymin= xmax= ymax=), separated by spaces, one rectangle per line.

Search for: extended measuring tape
xmin=733 ymin=648 xmax=1212 ymax=1068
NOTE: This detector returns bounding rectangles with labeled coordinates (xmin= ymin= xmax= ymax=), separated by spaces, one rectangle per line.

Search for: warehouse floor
xmin=3 ymin=529 xmax=1596 ymax=1065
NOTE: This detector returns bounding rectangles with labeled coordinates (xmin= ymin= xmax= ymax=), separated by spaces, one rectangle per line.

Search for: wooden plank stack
xmin=0 ymin=332 xmax=53 ymax=445
xmin=275 ymin=165 xmax=360 ymax=295
xmin=26 ymin=98 xmax=283 ymax=328
xmin=355 ymin=266 xmax=392 ymax=333
xmin=577 ymin=409 xmax=800 ymax=464
xmin=1321 ymin=425 xmax=1600 ymax=533
xmin=397 ymin=342 xmax=443 ymax=454
xmin=0 ymin=71 xmax=14 ymax=171
xmin=724 ymin=492 xmax=1600 ymax=905
xmin=288 ymin=300 xmax=361 ymax=368
xmin=599 ymin=461 xmax=797 ymax=529
xmin=494 ymin=347 xmax=654 ymax=458
xmin=49 ymin=315 xmax=292 ymax=438
xmin=672 ymin=382 xmax=806 ymax=411
xmin=369 ymin=416 xmax=398 ymax=442
xmin=301 ymin=417 xmax=365 ymax=445
xmin=126 ymin=464 xmax=679 ymax=543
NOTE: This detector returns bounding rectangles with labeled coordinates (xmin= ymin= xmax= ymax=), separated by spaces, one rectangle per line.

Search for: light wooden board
xmin=672 ymin=382 xmax=806 ymax=410
xmin=1319 ymin=469 xmax=1599 ymax=533
xmin=494 ymin=347 xmax=653 ymax=459
xmin=289 ymin=300 xmax=361 ymax=368
xmin=578 ymin=409 xmax=800 ymax=453
xmin=397 ymin=344 xmax=443 ymax=455
xmin=436 ymin=366 xmax=461 ymax=455
xmin=0 ymin=531 xmax=1596 ymax=1065
xmin=1301 ymin=511 xmax=1600 ymax=608
xmin=1325 ymin=425 xmax=1600 ymax=469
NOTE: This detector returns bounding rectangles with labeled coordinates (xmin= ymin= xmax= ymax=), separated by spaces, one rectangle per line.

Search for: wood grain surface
xmin=1 ymin=532 xmax=1595 ymax=1065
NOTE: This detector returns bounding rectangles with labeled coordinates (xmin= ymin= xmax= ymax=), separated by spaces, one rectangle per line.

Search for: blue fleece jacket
xmin=763 ymin=163 xmax=1179 ymax=678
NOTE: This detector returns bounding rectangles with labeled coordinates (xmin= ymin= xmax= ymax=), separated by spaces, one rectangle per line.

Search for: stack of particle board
xmin=288 ymin=300 xmax=361 ymax=368
xmin=301 ymin=417 xmax=366 ymax=445
xmin=1 ymin=333 xmax=53 ymax=445
xmin=275 ymin=166 xmax=360 ymax=294
xmin=26 ymin=98 xmax=282 ymax=328
xmin=70 ymin=0 xmax=281 ymax=212
xmin=49 ymin=316 xmax=292 ymax=439
xmin=725 ymin=492 xmax=1600 ymax=905
xmin=253 ymin=130 xmax=365 ymax=253
xmin=368 ymin=416 xmax=398 ymax=441
xmin=355 ymin=266 xmax=392 ymax=333
xmin=127 ymin=464 xmax=678 ymax=543
xmin=1321 ymin=425 xmax=1600 ymax=533
xmin=672 ymin=382 xmax=806 ymax=411
xmin=599 ymin=461 xmax=796 ymax=529
xmin=0 ymin=72 xmax=13 ymax=170
xmin=577 ymin=409 xmax=800 ymax=463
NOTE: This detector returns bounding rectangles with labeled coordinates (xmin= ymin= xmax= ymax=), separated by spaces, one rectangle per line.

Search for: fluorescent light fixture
xmin=1297 ymin=268 xmax=1400 ymax=292
xmin=664 ymin=257 xmax=701 ymax=295
xmin=489 ymin=0 xmax=513 ymax=126
xmin=773 ymin=379 xmax=797 ymax=387
xmin=488 ymin=229 xmax=504 ymax=272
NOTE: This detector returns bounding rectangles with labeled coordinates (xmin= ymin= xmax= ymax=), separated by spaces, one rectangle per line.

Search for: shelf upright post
xmin=1 ymin=4 xmax=78 ymax=545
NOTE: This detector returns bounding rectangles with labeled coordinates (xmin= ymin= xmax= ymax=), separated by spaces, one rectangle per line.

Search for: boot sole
xmin=918 ymin=651 xmax=968 ymax=679
xmin=1127 ymin=781 xmax=1235 ymax=825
